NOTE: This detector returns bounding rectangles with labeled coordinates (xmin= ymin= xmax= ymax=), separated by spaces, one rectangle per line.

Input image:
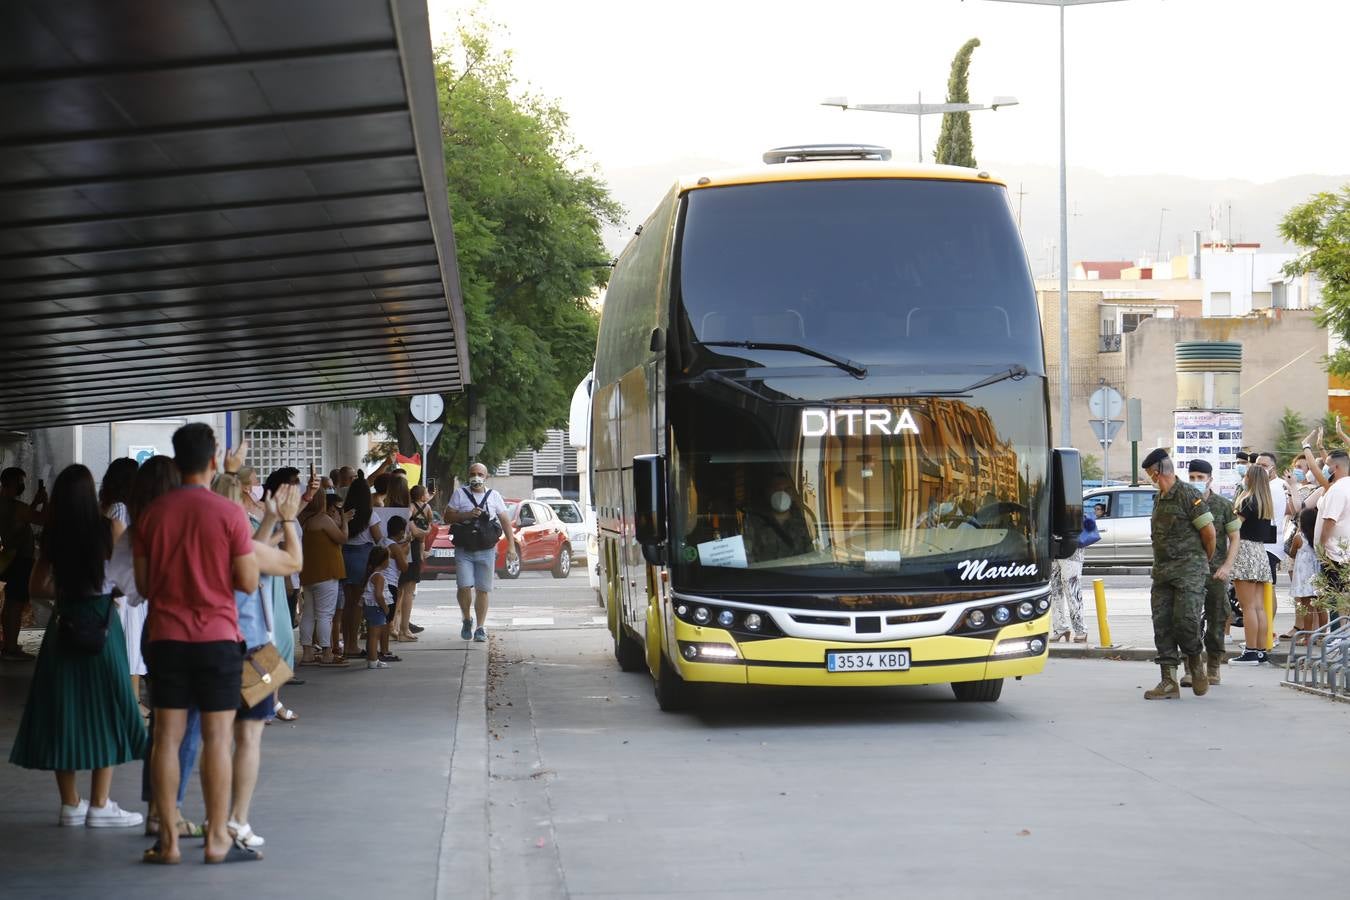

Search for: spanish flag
xmin=395 ymin=452 xmax=421 ymax=487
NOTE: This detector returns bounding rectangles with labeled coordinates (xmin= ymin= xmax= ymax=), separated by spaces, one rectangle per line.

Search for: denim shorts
xmin=363 ymin=604 xmax=388 ymax=626
xmin=341 ymin=543 xmax=372 ymax=585
xmin=455 ymin=547 xmax=498 ymax=592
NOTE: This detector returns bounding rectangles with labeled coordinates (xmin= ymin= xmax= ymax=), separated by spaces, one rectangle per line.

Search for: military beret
xmin=1235 ymin=450 xmax=1251 ymax=462
xmin=1188 ymin=459 xmax=1213 ymax=475
xmin=1141 ymin=447 xmax=1169 ymax=470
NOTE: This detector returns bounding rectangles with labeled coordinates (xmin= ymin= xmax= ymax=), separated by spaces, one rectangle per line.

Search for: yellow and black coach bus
xmin=592 ymin=145 xmax=1083 ymax=710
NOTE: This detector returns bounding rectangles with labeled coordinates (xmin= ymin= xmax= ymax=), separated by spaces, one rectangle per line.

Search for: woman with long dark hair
xmin=340 ymin=473 xmax=382 ymax=658
xmin=8 ymin=464 xmax=147 ymax=828
xmin=99 ymin=457 xmax=138 ymax=545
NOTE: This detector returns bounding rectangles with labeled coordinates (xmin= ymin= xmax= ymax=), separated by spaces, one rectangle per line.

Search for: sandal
xmin=399 ymin=633 xmax=419 ymax=642
xmin=142 ymin=842 xmax=181 ymax=865
xmin=1072 ymin=633 xmax=1088 ymax=643
xmin=205 ymin=839 xmax=264 ymax=864
xmin=1278 ymin=630 xmax=1297 ymax=641
xmin=273 ymin=703 xmax=299 ymax=722
xmin=317 ymin=656 xmax=350 ymax=667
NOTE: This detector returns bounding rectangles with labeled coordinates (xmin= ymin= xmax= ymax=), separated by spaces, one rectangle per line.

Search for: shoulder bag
xmin=58 ymin=597 xmax=114 ymax=656
xmin=450 ymin=488 xmax=503 ymax=552
xmin=240 ymin=584 xmax=292 ymax=709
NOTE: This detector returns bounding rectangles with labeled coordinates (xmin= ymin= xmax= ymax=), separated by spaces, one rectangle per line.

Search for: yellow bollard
xmin=1092 ymin=578 xmax=1112 ymax=648
xmin=1263 ymin=582 xmax=1275 ymax=650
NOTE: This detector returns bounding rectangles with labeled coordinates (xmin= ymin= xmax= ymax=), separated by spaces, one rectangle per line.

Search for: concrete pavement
xmin=4 ymin=569 xmax=1347 ymax=899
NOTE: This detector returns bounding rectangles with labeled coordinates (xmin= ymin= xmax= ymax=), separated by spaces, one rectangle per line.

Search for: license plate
xmin=826 ymin=650 xmax=910 ymax=672
xmin=432 ymin=548 xmax=454 ymax=558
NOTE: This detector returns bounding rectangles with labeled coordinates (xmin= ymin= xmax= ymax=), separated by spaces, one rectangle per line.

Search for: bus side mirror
xmin=633 ymin=454 xmax=667 ymax=565
xmin=1051 ymin=448 xmax=1084 ymax=560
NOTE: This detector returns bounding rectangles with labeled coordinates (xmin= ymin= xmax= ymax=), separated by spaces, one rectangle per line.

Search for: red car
xmin=423 ymin=498 xmax=573 ymax=580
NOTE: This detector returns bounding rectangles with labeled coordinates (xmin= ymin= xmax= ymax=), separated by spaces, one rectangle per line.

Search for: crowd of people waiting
xmin=0 ymin=423 xmax=442 ymax=864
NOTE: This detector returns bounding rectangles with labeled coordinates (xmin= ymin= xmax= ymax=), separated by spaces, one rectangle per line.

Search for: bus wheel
xmin=951 ymin=678 xmax=1003 ymax=702
xmin=614 ymin=624 xmax=645 ymax=672
xmin=654 ymin=651 xmax=692 ymax=712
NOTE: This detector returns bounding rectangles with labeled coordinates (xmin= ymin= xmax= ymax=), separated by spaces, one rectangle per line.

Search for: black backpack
xmin=450 ymin=488 xmax=504 ymax=552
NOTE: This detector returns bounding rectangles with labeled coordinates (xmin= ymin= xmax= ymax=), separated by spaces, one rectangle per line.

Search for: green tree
xmin=242 ymin=407 xmax=293 ymax=430
xmin=1273 ymin=407 xmax=1307 ymax=468
xmin=934 ymin=38 xmax=980 ymax=168
xmin=1281 ymin=184 xmax=1350 ymax=375
xmin=1081 ymin=453 xmax=1103 ymax=483
xmin=346 ymin=18 xmax=621 ymax=484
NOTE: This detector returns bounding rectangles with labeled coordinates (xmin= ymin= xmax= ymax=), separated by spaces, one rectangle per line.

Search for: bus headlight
xmin=693 ymin=607 xmax=711 ymax=625
xmin=992 ymin=606 xmax=1012 ymax=625
xmin=744 ymin=613 xmax=763 ymax=632
xmin=1037 ymin=597 xmax=1051 ymax=613
xmin=966 ymin=609 xmax=987 ymax=629
xmin=1017 ymin=601 xmax=1035 ymax=620
xmin=717 ymin=610 xmax=735 ymax=628
xmin=676 ymin=604 xmax=689 ymax=618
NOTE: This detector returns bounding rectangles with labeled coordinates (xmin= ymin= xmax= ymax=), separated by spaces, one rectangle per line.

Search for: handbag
xmin=1282 ymin=522 xmax=1297 ymax=558
xmin=240 ymin=643 xmax=293 ymax=708
xmin=57 ymin=597 xmax=114 ymax=655
xmin=239 ymin=579 xmax=291 ymax=708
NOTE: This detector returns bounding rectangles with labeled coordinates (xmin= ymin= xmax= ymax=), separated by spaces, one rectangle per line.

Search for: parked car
xmin=1082 ymin=485 xmax=1158 ymax=565
xmin=422 ymin=498 xmax=574 ymax=580
xmin=540 ymin=498 xmax=588 ymax=561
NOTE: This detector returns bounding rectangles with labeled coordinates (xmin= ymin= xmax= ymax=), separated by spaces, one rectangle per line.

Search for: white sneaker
xmin=85 ymin=799 xmax=143 ymax=829
xmin=59 ymin=799 xmax=89 ymax=827
xmin=367 ymin=660 xmax=389 ymax=669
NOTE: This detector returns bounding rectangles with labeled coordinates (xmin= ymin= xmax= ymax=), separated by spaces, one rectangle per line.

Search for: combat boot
xmin=1144 ymin=665 xmax=1180 ymax=700
xmin=1180 ymin=657 xmax=1193 ymax=687
xmin=1206 ymin=652 xmax=1222 ymax=685
xmin=1185 ymin=654 xmax=1209 ymax=695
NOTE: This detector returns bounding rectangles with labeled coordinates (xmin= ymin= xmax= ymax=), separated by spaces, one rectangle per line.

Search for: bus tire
xmin=614 ymin=624 xmax=645 ymax=672
xmin=951 ymin=678 xmax=1003 ymax=702
xmin=654 ymin=650 xmax=692 ymax=712
xmin=551 ymin=546 xmax=572 ymax=579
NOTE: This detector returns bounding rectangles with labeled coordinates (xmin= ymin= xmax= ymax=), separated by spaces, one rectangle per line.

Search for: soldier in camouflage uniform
xmin=1182 ymin=459 xmax=1240 ymax=687
xmin=1140 ymin=448 xmax=1217 ymax=700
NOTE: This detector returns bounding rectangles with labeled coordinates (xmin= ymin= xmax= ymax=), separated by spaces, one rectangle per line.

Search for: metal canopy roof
xmin=0 ymin=0 xmax=470 ymax=432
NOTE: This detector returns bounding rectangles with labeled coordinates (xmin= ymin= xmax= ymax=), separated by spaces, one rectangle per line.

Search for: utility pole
xmin=1016 ymin=182 xmax=1028 ymax=233
xmin=1155 ymin=207 xmax=1169 ymax=265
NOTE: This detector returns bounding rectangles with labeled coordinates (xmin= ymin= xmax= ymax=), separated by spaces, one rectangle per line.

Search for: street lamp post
xmin=820 ymin=94 xmax=1018 ymax=163
xmin=982 ymin=0 xmax=1125 ymax=448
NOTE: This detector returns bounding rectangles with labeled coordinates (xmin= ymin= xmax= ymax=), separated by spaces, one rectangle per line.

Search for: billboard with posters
xmin=1174 ymin=410 xmax=1243 ymax=497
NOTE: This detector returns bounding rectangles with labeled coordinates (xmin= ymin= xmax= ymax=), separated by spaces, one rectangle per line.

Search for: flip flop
xmin=273 ymin=704 xmax=299 ymax=721
xmin=142 ymin=842 xmax=181 ymax=865
xmin=205 ymin=840 xmax=264 ymax=864
xmin=317 ymin=657 xmax=350 ymax=667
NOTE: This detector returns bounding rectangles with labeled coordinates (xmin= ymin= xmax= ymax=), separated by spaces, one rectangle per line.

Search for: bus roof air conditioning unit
xmin=763 ymin=144 xmax=892 ymax=165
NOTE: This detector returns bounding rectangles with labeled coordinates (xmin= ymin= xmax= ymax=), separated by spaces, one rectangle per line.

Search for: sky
xmin=426 ymin=0 xmax=1349 ymax=257
xmin=429 ymin=0 xmax=1348 ymax=178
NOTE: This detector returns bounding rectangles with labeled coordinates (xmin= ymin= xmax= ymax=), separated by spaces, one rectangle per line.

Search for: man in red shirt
xmin=135 ymin=423 xmax=260 ymax=864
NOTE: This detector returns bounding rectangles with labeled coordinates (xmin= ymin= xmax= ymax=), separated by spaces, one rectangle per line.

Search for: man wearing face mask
xmin=1140 ymin=448 xmax=1216 ymax=700
xmin=446 ymin=463 xmax=519 ymax=642
xmin=1315 ymin=450 xmax=1350 ymax=629
xmin=743 ymin=473 xmax=814 ymax=563
xmin=1 ymin=467 xmax=48 ymax=661
xmin=1182 ymin=460 xmax=1240 ymax=687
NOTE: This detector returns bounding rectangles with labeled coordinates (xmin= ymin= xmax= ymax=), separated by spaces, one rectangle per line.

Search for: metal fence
xmin=1282 ymin=619 xmax=1350 ymax=701
xmin=242 ymin=429 xmax=325 ymax=476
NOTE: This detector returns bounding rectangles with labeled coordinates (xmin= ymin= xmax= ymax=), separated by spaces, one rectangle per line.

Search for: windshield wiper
xmin=700 ymin=340 xmax=868 ymax=379
xmin=901 ymin=364 xmax=1029 ymax=397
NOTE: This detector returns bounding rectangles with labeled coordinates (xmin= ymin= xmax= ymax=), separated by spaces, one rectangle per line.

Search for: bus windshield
xmin=666 ymin=380 xmax=1050 ymax=596
xmin=676 ymin=178 xmax=1041 ymax=370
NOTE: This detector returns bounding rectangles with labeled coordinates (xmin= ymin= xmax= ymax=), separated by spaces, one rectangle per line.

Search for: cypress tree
xmin=935 ymin=38 xmax=980 ymax=168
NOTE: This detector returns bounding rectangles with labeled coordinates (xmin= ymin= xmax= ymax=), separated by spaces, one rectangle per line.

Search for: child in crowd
xmin=360 ymin=547 xmax=393 ymax=670
xmin=379 ymin=517 xmax=409 ymax=663
xmin=1289 ymin=506 xmax=1325 ymax=645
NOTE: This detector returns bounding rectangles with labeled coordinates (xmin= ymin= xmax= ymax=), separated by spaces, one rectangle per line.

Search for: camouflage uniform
xmin=1149 ymin=479 xmax=1214 ymax=667
xmin=1200 ymin=489 xmax=1240 ymax=657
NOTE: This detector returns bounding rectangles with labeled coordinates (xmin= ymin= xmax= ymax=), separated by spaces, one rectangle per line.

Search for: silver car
xmin=1082 ymin=485 xmax=1158 ymax=565
xmin=542 ymin=499 xmax=589 ymax=561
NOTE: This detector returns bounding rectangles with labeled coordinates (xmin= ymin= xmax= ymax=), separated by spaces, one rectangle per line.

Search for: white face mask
xmin=249 ymin=485 xmax=264 ymax=502
xmin=468 ymin=475 xmax=486 ymax=489
xmin=770 ymin=491 xmax=792 ymax=513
